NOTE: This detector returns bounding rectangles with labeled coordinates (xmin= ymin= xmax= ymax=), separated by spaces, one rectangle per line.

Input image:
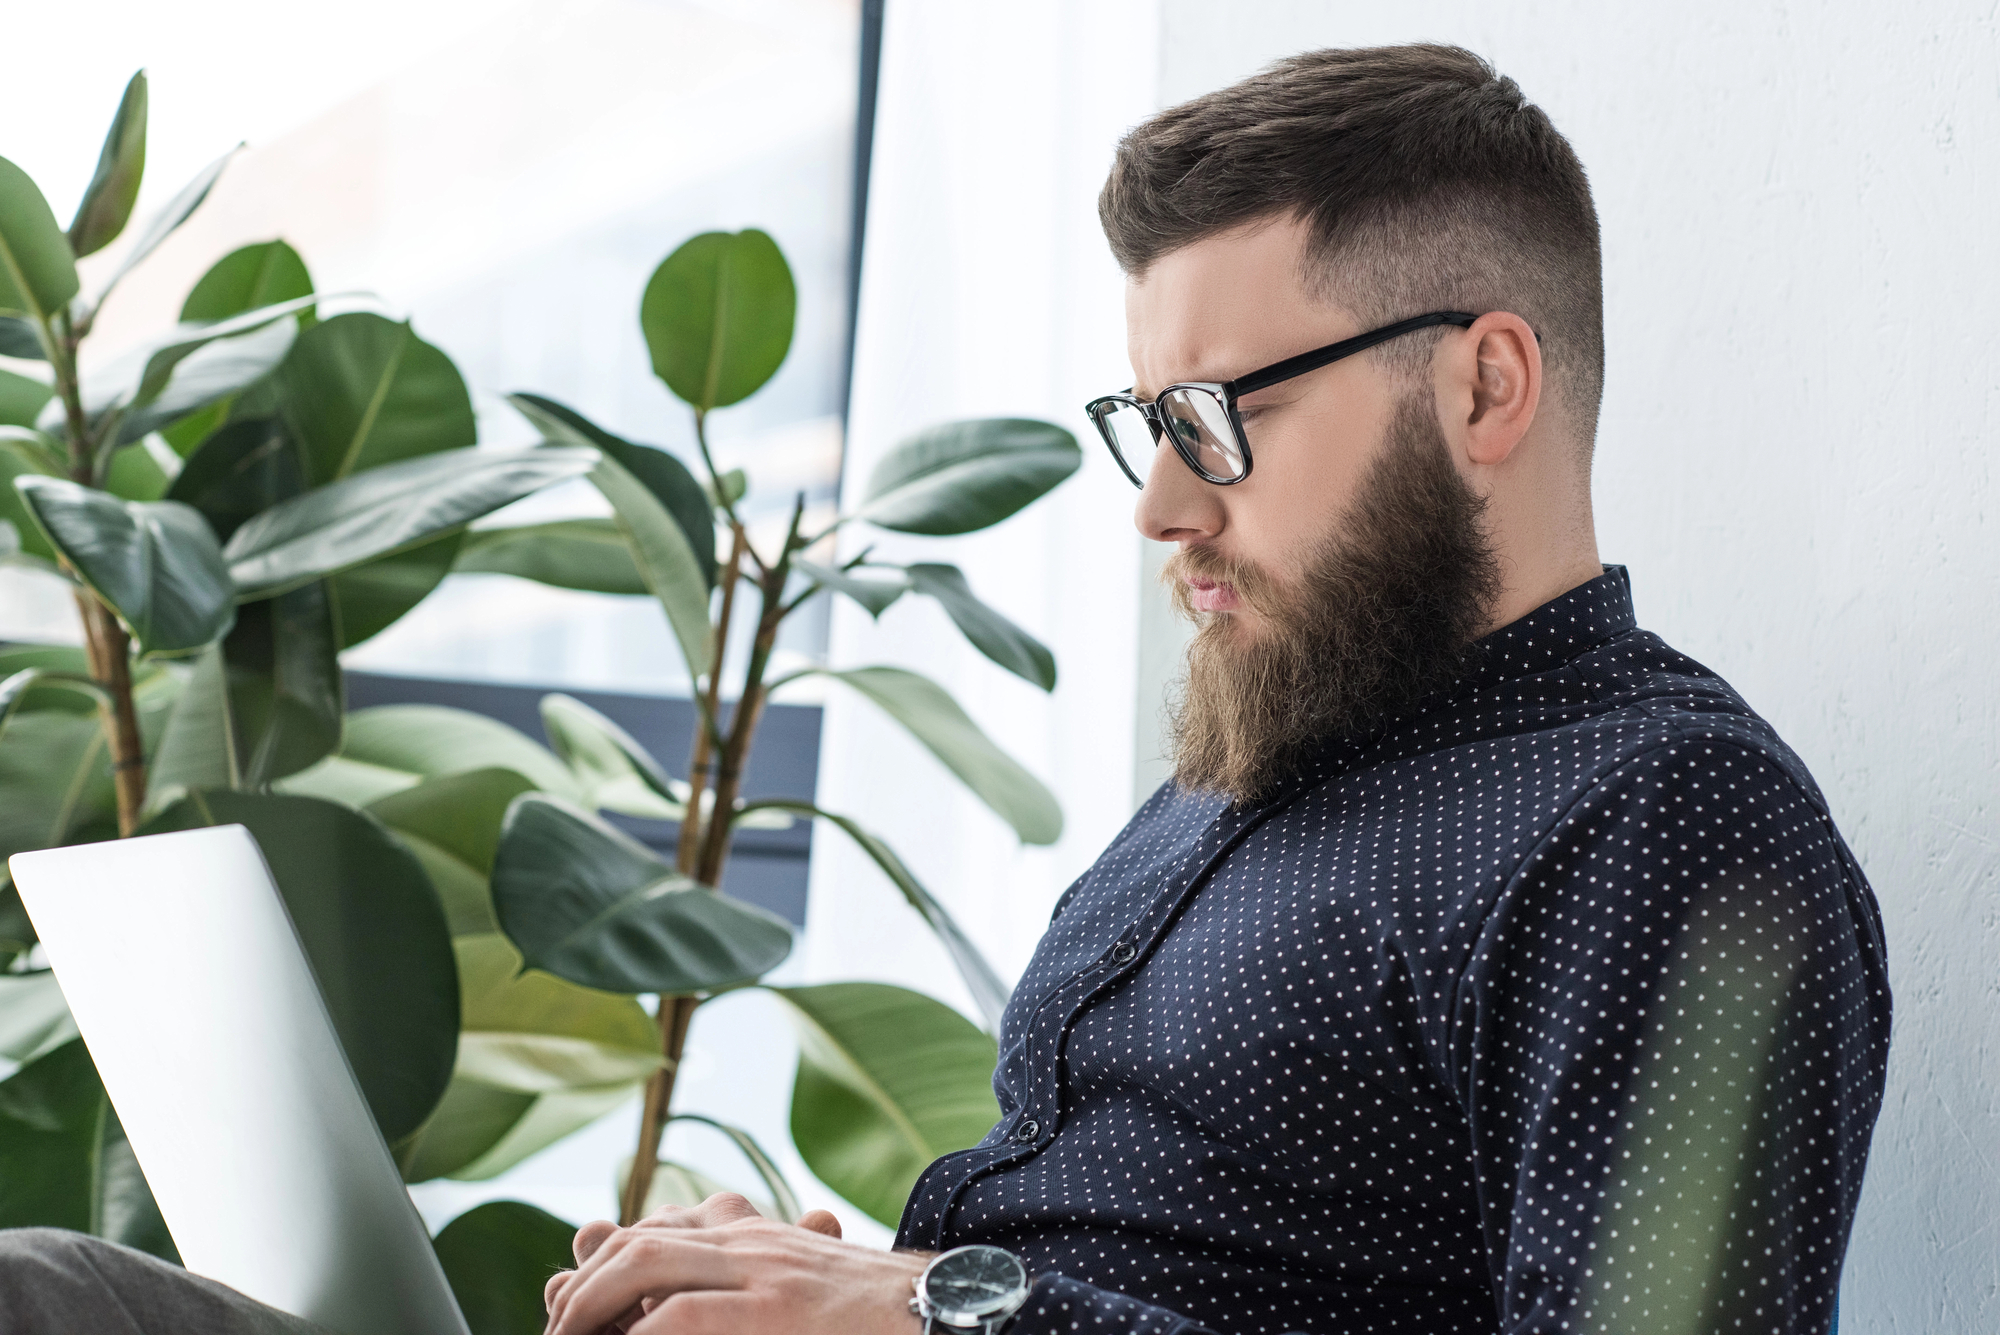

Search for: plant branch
xmin=42 ymin=307 xmax=148 ymax=834
xmin=678 ymin=524 xmax=745 ymax=875
xmin=74 ymin=594 xmax=144 ymax=835
xmin=619 ymin=992 xmax=702 ymax=1226
xmin=693 ymin=495 xmax=805 ymax=886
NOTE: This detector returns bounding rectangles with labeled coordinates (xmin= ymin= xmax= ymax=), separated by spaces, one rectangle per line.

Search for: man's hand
xmin=541 ymin=1191 xmax=928 ymax=1335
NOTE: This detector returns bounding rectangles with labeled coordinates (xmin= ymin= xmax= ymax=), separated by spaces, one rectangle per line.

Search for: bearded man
xmin=0 ymin=42 xmax=1889 ymax=1335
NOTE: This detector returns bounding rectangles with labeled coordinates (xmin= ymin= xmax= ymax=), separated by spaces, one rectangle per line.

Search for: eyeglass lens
xmin=1161 ymin=388 xmax=1245 ymax=481
xmin=1094 ymin=388 xmax=1246 ymax=486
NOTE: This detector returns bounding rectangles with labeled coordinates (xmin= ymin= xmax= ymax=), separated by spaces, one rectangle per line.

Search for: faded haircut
xmin=1100 ymin=44 xmax=1605 ymax=449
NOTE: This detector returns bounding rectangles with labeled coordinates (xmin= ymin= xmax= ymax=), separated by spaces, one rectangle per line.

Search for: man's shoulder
xmin=1555 ymin=626 xmax=1830 ymax=818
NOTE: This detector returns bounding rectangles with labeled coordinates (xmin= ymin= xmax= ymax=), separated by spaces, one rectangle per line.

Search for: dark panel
xmin=345 ymin=672 xmax=818 ymax=925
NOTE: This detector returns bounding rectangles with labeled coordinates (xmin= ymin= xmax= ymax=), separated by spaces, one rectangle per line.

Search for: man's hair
xmin=1100 ymin=44 xmax=1604 ymax=445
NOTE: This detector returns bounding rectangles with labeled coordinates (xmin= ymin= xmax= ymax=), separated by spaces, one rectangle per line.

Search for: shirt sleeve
xmin=1452 ymin=737 xmax=1890 ymax=1335
xmin=1008 ymin=1273 xmax=1222 ymax=1335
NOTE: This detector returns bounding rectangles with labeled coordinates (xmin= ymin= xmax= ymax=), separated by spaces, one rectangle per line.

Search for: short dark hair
xmin=1100 ymin=44 xmax=1604 ymax=445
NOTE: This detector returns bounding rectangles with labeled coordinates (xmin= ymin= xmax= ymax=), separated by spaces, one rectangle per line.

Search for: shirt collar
xmin=1460 ymin=564 xmax=1636 ymax=687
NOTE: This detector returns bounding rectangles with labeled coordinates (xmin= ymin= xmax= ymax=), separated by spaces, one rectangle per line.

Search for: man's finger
xmin=573 ymin=1219 xmax=619 ymax=1265
xmin=547 ymin=1231 xmax=746 ymax=1335
xmin=636 ymin=1191 xmax=761 ymax=1231
xmin=796 ymin=1209 xmax=842 ymax=1239
xmin=629 ymin=1289 xmax=758 ymax=1335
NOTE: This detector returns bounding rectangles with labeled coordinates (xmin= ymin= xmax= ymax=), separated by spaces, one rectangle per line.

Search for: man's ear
xmin=1446 ymin=311 xmax=1541 ymax=467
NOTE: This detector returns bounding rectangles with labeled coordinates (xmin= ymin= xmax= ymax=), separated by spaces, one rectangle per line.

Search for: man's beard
xmin=1163 ymin=393 xmax=1501 ymax=805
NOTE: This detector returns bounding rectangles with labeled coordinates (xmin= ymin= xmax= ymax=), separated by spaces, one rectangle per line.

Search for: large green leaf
xmin=101 ymin=438 xmax=174 ymax=502
xmin=50 ymin=298 xmax=314 ymax=449
xmin=322 ymin=704 xmax=581 ymax=800
xmin=91 ymin=149 xmax=234 ymax=308
xmin=141 ymin=791 xmax=460 ymax=1147
xmin=801 ymin=666 xmax=1062 ymax=845
xmin=369 ymin=767 xmax=538 ymax=885
xmin=330 ymin=532 xmax=462 ymax=649
xmin=540 ymin=692 xmax=683 ymax=820
xmin=0 ymin=451 xmax=55 ymax=563
xmin=640 ymin=230 xmax=795 ymax=412
xmin=793 ymin=558 xmax=907 ymax=619
xmin=156 ymin=241 xmax=316 ymax=459
xmin=906 ymin=562 xmax=1055 ymax=691
xmin=431 ymin=1201 xmax=577 ymax=1335
xmin=166 ymin=415 xmax=301 ymax=540
xmin=740 ymin=800 xmax=1009 ymax=1030
xmin=0 ymin=970 xmax=79 ymax=1068
xmin=277 ymin=313 xmax=475 ymax=486
xmin=221 ymin=581 xmax=341 ymax=785
xmin=13 ymin=477 xmax=235 ymax=655
xmin=0 ymin=157 xmax=80 ymax=321
xmin=0 ymin=367 xmax=52 ymax=428
xmin=0 ymin=659 xmax=178 ymax=869
xmin=453 ymin=518 xmax=646 ymax=595
xmin=223 ymin=445 xmax=597 ymax=600
xmin=69 ymin=72 xmax=148 ymax=260
xmin=856 ymin=418 xmax=1080 ymax=536
xmin=0 ymin=317 xmax=44 ymax=360
xmin=157 ymin=414 xmax=342 ymax=784
xmin=774 ymin=982 xmax=1000 ymax=1227
xmin=181 ymin=240 xmax=315 ymax=324
xmin=112 ymin=319 xmax=297 ymax=448
xmin=0 ymin=1039 xmax=178 ymax=1261
xmin=506 ymin=394 xmax=713 ymax=588
xmin=400 ymin=932 xmax=657 ymax=1182
xmin=588 ymin=453 xmax=713 ymax=681
xmin=141 ymin=642 xmax=236 ymax=815
xmin=368 ymin=767 xmax=535 ymax=936
xmin=492 ymin=794 xmax=792 ymax=994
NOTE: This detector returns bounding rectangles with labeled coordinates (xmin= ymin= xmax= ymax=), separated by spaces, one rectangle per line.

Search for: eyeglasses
xmin=1085 ymin=311 xmax=1478 ymax=488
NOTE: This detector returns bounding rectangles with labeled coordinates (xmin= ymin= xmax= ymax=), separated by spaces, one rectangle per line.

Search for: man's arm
xmin=1456 ymin=739 xmax=1890 ymax=1335
xmin=542 ymin=1195 xmax=1224 ymax=1335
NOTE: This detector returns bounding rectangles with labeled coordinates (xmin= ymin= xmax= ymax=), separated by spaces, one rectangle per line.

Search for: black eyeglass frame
xmin=1085 ymin=310 xmax=1480 ymax=488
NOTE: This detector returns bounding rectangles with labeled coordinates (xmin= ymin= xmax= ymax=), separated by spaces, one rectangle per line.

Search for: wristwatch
xmin=908 ymin=1244 xmax=1032 ymax=1333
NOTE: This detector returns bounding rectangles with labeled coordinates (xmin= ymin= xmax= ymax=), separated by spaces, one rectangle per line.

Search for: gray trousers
xmin=0 ymin=1228 xmax=331 ymax=1335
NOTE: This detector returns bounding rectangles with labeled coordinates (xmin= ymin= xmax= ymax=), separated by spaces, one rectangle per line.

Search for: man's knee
xmin=0 ymin=1225 xmax=123 ymax=1271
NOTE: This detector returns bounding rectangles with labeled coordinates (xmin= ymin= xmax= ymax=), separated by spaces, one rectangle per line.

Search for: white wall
xmin=1150 ymin=4 xmax=1997 ymax=1331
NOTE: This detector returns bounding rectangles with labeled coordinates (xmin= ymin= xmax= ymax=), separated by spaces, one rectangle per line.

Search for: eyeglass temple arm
xmin=1224 ymin=311 xmax=1480 ymax=397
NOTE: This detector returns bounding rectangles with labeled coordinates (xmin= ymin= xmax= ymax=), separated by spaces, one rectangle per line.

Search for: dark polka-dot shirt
xmin=897 ymin=568 xmax=1891 ymax=1335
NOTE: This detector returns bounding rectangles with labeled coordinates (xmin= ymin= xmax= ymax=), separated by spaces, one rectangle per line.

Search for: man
xmin=0 ymin=43 xmax=1888 ymax=1335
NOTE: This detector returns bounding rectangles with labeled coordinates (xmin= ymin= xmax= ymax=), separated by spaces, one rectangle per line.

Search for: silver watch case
xmin=909 ymin=1244 xmax=1030 ymax=1333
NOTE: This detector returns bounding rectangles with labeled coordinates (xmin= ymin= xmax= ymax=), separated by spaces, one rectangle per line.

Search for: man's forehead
xmin=1123 ymin=247 xmax=1363 ymax=395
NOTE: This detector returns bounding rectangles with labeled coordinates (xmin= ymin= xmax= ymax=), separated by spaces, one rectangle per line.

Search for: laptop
xmin=9 ymin=825 xmax=473 ymax=1335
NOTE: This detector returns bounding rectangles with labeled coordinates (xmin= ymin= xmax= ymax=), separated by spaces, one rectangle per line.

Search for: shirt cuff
xmin=1007 ymin=1272 xmax=1219 ymax=1335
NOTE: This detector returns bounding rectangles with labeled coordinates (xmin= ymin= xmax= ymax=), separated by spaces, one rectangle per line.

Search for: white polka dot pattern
xmin=896 ymin=568 xmax=1890 ymax=1335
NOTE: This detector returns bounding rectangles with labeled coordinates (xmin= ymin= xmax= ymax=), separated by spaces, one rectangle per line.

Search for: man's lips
xmin=1185 ymin=577 xmax=1241 ymax=613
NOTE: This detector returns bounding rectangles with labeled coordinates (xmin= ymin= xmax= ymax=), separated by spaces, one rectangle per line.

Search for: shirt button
xmin=1111 ymin=942 xmax=1137 ymax=964
xmin=1014 ymin=1119 xmax=1041 ymax=1142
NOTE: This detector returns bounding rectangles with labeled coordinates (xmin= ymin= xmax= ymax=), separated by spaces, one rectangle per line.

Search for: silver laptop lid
xmin=9 ymin=825 xmax=471 ymax=1335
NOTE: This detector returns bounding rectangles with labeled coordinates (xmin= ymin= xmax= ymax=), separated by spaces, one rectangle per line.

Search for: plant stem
xmin=693 ymin=495 xmax=805 ymax=886
xmin=619 ymin=992 xmax=701 ymax=1226
xmin=75 ymin=594 xmax=144 ymax=835
xmin=678 ymin=525 xmax=745 ymax=876
xmin=43 ymin=308 xmax=147 ymax=834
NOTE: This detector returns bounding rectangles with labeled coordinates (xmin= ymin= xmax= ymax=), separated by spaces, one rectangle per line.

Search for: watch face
xmin=925 ymin=1245 xmax=1028 ymax=1318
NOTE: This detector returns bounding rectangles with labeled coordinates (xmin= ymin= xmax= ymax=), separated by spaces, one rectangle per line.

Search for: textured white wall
xmin=1150 ymin=4 xmax=2000 ymax=1330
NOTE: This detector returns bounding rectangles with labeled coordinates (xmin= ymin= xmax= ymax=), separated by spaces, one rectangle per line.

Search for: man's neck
xmin=1481 ymin=542 xmax=1605 ymax=636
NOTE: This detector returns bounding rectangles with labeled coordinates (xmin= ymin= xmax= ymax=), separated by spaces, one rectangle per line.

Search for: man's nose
xmin=1134 ymin=437 xmax=1225 ymax=545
